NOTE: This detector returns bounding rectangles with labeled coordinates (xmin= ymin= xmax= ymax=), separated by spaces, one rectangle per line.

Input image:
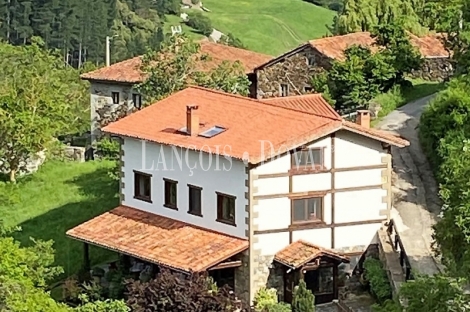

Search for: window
xmin=292 ymin=197 xmax=323 ymax=223
xmin=307 ymin=55 xmax=316 ymax=66
xmin=134 ymin=171 xmax=151 ymax=202
xmin=291 ymin=148 xmax=323 ymax=169
xmin=200 ymin=126 xmax=226 ymax=138
xmin=216 ymin=192 xmax=236 ymax=225
xmin=304 ymin=85 xmax=313 ymax=93
xmin=132 ymin=93 xmax=142 ymax=109
xmin=111 ymin=92 xmax=120 ymax=104
xmin=188 ymin=185 xmax=202 ymax=216
xmin=280 ymin=84 xmax=289 ymax=97
xmin=164 ymin=178 xmax=178 ymax=209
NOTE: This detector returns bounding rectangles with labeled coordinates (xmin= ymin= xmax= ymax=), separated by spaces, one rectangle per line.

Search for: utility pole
xmin=105 ymin=36 xmax=110 ymax=67
xmin=78 ymin=42 xmax=82 ymax=68
xmin=105 ymin=35 xmax=118 ymax=67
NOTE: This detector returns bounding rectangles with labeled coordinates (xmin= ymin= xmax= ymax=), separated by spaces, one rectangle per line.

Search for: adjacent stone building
xmin=254 ymin=32 xmax=452 ymax=99
xmin=80 ymin=40 xmax=273 ymax=148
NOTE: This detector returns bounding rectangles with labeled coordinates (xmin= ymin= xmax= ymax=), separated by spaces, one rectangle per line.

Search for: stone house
xmin=79 ymin=41 xmax=272 ymax=148
xmin=254 ymin=32 xmax=451 ymax=99
xmin=66 ymin=86 xmax=409 ymax=306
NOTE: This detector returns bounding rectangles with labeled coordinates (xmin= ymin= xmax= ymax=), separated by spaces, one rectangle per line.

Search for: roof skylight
xmin=199 ymin=126 xmax=226 ymax=138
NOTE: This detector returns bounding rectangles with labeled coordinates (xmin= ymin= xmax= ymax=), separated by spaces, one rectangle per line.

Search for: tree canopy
xmin=0 ymin=38 xmax=89 ymax=182
xmin=136 ymin=34 xmax=250 ymax=104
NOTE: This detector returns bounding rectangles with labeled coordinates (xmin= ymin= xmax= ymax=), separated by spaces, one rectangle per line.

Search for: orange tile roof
xmin=260 ymin=94 xmax=341 ymax=120
xmin=274 ymin=240 xmax=349 ymax=268
xmin=80 ymin=41 xmax=273 ymax=83
xmin=102 ymin=87 xmax=409 ymax=164
xmin=66 ymin=206 xmax=248 ymax=272
xmin=308 ymin=32 xmax=449 ymax=61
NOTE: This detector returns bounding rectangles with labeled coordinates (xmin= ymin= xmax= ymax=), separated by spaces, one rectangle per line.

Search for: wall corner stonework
xmin=380 ymin=154 xmax=392 ymax=220
xmin=119 ymin=138 xmax=125 ymax=204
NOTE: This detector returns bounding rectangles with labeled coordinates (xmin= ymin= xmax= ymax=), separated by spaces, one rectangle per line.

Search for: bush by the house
xmin=363 ymin=258 xmax=392 ymax=304
xmin=254 ymin=287 xmax=292 ymax=312
xmin=292 ymin=280 xmax=314 ymax=312
xmin=125 ymin=269 xmax=237 ymax=312
xmin=186 ymin=12 xmax=213 ymax=37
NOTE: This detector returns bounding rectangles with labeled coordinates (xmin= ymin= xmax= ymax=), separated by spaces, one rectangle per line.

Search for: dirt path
xmin=375 ymin=95 xmax=443 ymax=275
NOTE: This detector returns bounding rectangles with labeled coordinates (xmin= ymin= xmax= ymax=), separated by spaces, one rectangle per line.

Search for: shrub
xmin=264 ymin=302 xmax=292 ymax=312
xmin=254 ymin=288 xmax=278 ymax=311
xmin=96 ymin=137 xmax=120 ymax=161
xmin=292 ymin=280 xmax=314 ymax=312
xmin=186 ymin=12 xmax=212 ymax=36
xmin=125 ymin=269 xmax=237 ymax=312
xmin=363 ymin=258 xmax=392 ymax=303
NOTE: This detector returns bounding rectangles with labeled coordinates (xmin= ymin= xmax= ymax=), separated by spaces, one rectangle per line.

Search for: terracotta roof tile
xmin=308 ymin=32 xmax=449 ymax=60
xmin=102 ymin=87 xmax=409 ymax=163
xmin=274 ymin=240 xmax=349 ymax=269
xmin=80 ymin=42 xmax=272 ymax=83
xmin=66 ymin=206 xmax=248 ymax=272
xmin=102 ymin=86 xmax=342 ymax=164
xmin=260 ymin=94 xmax=341 ymax=120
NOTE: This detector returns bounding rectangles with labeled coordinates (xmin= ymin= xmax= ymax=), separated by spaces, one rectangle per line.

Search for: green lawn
xmin=197 ymin=0 xmax=336 ymax=56
xmin=163 ymin=14 xmax=205 ymax=41
xmin=0 ymin=160 xmax=119 ymax=281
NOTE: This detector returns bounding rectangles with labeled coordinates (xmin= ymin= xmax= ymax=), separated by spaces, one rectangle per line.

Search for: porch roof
xmin=274 ymin=240 xmax=349 ymax=269
xmin=66 ymin=205 xmax=248 ymax=272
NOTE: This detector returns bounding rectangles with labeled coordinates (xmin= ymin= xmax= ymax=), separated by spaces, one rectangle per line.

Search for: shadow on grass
xmin=12 ymin=166 xmax=119 ymax=281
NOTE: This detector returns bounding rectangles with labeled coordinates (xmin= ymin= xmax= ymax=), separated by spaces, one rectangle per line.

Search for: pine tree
xmin=292 ymin=280 xmax=315 ymax=312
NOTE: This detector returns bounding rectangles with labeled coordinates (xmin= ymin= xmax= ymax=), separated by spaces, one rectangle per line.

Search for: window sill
xmin=289 ymin=221 xmax=327 ymax=230
xmin=216 ymin=218 xmax=236 ymax=227
xmin=164 ymin=204 xmax=178 ymax=210
xmin=134 ymin=195 xmax=152 ymax=203
xmin=188 ymin=211 xmax=203 ymax=217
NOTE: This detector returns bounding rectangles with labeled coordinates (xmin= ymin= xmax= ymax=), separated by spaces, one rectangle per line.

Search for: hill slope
xmin=199 ymin=0 xmax=336 ymax=55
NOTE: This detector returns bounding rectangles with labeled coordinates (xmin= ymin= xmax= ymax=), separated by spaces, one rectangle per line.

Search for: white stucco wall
xmin=90 ymin=81 xmax=141 ymax=145
xmin=251 ymin=131 xmax=389 ymax=256
xmin=121 ymin=137 xmax=248 ymax=239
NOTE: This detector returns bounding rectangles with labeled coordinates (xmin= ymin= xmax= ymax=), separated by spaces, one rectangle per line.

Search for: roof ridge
xmin=187 ymin=86 xmax=341 ymax=121
xmin=200 ymin=40 xmax=274 ymax=57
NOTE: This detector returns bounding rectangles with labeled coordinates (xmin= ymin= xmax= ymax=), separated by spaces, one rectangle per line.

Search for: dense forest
xmin=0 ymin=0 xmax=178 ymax=65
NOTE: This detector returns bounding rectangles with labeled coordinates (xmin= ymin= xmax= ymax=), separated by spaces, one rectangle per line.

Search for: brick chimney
xmin=356 ymin=110 xmax=370 ymax=129
xmin=186 ymin=105 xmax=199 ymax=136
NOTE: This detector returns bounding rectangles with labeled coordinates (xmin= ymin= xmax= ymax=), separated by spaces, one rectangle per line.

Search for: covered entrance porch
xmin=274 ymin=240 xmax=349 ymax=305
xmin=66 ymin=205 xmax=249 ymax=296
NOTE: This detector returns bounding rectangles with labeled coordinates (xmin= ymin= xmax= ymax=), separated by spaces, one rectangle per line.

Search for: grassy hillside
xmin=199 ymin=0 xmax=336 ymax=56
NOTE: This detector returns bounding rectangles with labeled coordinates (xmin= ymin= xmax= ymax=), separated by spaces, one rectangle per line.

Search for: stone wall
xmin=62 ymin=146 xmax=86 ymax=162
xmin=235 ymin=251 xmax=251 ymax=305
xmin=410 ymin=57 xmax=454 ymax=81
xmin=255 ymin=46 xmax=330 ymax=99
xmin=90 ymin=82 xmax=139 ymax=148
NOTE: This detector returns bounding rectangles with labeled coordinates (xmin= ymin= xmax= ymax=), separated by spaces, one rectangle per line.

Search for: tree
xmin=186 ymin=11 xmax=213 ymax=37
xmin=291 ymin=280 xmax=315 ymax=312
xmin=0 ymin=37 xmax=89 ymax=182
xmin=135 ymin=34 xmax=250 ymax=104
xmin=0 ymin=222 xmax=128 ymax=312
xmin=125 ymin=269 xmax=237 ymax=312
xmin=314 ymin=22 xmax=421 ymax=112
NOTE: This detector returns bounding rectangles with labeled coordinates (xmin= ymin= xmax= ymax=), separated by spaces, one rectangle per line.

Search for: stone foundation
xmin=250 ymin=254 xmax=284 ymax=302
xmin=235 ymin=251 xmax=250 ymax=305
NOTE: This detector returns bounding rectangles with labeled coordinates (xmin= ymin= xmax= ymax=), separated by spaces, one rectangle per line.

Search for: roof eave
xmin=341 ymin=125 xmax=409 ymax=148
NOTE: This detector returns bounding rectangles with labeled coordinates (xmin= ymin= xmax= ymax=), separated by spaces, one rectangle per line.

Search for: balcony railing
xmin=386 ymin=219 xmax=413 ymax=281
